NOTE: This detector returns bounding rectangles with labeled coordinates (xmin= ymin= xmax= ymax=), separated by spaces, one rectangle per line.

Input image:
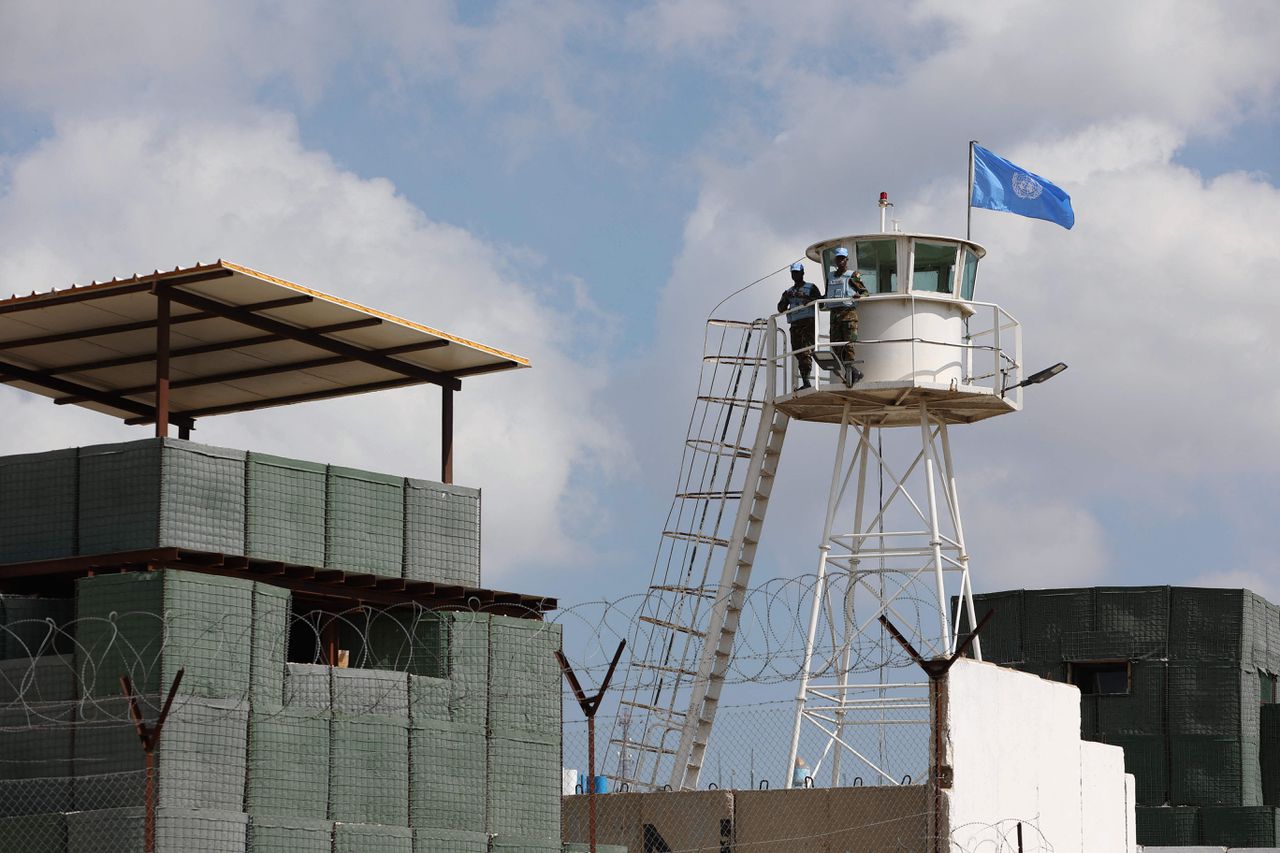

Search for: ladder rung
xmin=695 ymin=395 xmax=765 ymax=409
xmin=648 ymin=584 xmax=716 ymax=598
xmin=608 ymin=740 xmax=679 ymax=756
xmin=619 ymin=699 xmax=687 ymax=716
xmin=661 ymin=530 xmax=730 ymax=548
xmin=632 ymin=661 xmax=700 ymax=677
xmin=702 ymin=355 xmax=768 ymax=365
xmin=675 ymin=490 xmax=742 ymax=500
xmin=638 ymin=615 xmax=707 ymax=637
xmin=685 ymin=437 xmax=753 ymax=458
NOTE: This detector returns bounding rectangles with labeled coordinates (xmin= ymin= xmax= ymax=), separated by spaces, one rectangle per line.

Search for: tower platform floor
xmin=774 ymin=379 xmax=1019 ymax=426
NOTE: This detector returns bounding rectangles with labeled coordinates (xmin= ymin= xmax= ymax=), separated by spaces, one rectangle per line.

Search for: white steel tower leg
xmin=786 ymin=403 xmax=982 ymax=786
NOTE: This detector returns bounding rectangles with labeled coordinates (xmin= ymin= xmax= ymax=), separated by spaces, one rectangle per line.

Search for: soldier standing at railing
xmin=777 ymin=261 xmax=823 ymax=389
xmin=826 ymin=247 xmax=869 ymax=384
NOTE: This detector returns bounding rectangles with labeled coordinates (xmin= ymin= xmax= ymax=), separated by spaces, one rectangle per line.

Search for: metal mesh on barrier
xmin=1 ymin=440 xmax=486 ymax=586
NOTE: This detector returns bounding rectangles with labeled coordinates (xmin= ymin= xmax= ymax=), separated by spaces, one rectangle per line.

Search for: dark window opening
xmin=1068 ymin=661 xmax=1131 ymax=695
xmin=1261 ymin=670 xmax=1278 ymax=705
xmin=286 ymin=603 xmax=448 ymax=677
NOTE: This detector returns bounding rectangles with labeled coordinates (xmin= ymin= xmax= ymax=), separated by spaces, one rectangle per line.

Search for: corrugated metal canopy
xmin=0 ymin=260 xmax=528 ymax=428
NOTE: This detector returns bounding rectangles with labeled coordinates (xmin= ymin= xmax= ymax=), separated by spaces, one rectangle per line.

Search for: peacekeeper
xmin=777 ymin=261 xmax=823 ymax=389
xmin=825 ymin=247 xmax=869 ymax=384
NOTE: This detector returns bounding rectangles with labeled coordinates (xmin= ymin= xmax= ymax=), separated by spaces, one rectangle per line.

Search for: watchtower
xmin=611 ymin=223 xmax=1038 ymax=793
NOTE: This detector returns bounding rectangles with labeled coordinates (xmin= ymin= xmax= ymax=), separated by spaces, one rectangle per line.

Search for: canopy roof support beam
xmin=163 ymin=285 xmax=462 ymax=391
xmin=0 ymin=356 xmax=193 ymax=430
xmin=39 ymin=317 xmax=385 ymax=377
xmin=154 ymin=284 xmax=171 ymax=439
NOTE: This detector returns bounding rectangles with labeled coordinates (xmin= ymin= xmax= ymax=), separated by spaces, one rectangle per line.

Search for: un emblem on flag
xmin=1011 ymin=172 xmax=1043 ymax=200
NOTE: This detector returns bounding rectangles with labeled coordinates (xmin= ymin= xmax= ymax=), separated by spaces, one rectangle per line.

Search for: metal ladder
xmin=608 ymin=318 xmax=789 ymax=791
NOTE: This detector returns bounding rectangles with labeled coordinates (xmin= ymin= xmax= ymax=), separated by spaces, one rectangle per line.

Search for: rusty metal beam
xmin=41 ymin=317 xmax=384 ymax=377
xmin=122 ymin=376 xmax=424 ymax=424
xmin=57 ymin=339 xmax=450 ymax=404
xmin=0 ymin=357 xmax=194 ymax=429
xmin=0 ymin=267 xmax=233 ymax=317
xmin=162 ymin=286 xmax=462 ymax=391
xmin=154 ymin=285 xmax=171 ymax=439
xmin=0 ymin=294 xmax=312 ymax=350
xmin=442 ymin=386 xmax=454 ymax=485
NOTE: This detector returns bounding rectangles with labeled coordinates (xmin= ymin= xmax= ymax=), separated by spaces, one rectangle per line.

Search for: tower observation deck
xmin=610 ymin=227 xmax=1028 ymax=793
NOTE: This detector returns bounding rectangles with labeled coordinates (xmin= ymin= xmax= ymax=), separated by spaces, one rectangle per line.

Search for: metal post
xmin=154 ymin=283 xmax=171 ymax=439
xmin=557 ymin=641 xmax=626 ymax=853
xmin=121 ymin=668 xmax=185 ymax=853
xmin=787 ymin=405 xmax=852 ymax=785
xmin=919 ymin=404 xmax=951 ymax=654
xmin=441 ymin=386 xmax=454 ymax=484
xmin=966 ymin=141 xmax=977 ymax=241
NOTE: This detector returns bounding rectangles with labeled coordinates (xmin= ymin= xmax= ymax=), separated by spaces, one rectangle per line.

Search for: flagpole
xmin=967 ymin=140 xmax=977 ymax=240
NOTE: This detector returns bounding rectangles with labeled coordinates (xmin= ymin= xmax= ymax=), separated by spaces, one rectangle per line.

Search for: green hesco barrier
xmin=1200 ymin=805 xmax=1280 ymax=847
xmin=1093 ymin=586 xmax=1169 ymax=659
xmin=1167 ymin=663 xmax=1252 ymax=737
xmin=329 ymin=714 xmax=410 ymax=826
xmin=334 ymin=822 xmax=413 ymax=853
xmin=285 ymin=663 xmax=332 ymax=709
xmin=66 ymin=806 xmax=248 ymax=853
xmin=326 ymin=466 xmax=404 ymax=577
xmin=245 ymin=452 xmax=327 ymax=566
xmin=0 ymin=703 xmax=74 ymax=786
xmin=1097 ymin=660 xmax=1166 ymax=738
xmin=0 ymin=595 xmax=73 ymax=659
xmin=0 ymin=654 xmax=75 ymax=704
xmin=409 ymin=718 xmax=486 ymax=831
xmin=72 ymin=696 xmax=248 ymax=811
xmin=74 ymin=570 xmax=255 ymax=700
xmin=246 ymin=706 xmax=331 ymax=819
xmin=964 ymin=590 xmax=1023 ymax=663
xmin=446 ymin=612 xmax=490 ymax=729
xmin=409 ymin=675 xmax=452 ymax=724
xmin=1021 ymin=588 xmax=1093 ymax=662
xmin=1104 ymin=734 xmax=1167 ymax=806
xmin=413 ymin=827 xmax=489 ymax=853
xmin=490 ymin=835 xmax=560 ymax=853
xmin=1169 ymin=588 xmax=1248 ymax=662
xmin=248 ymin=815 xmax=334 ymax=853
xmin=486 ymin=733 xmax=561 ymax=840
xmin=251 ymin=583 xmax=290 ymax=706
xmin=1266 ymin=597 xmax=1280 ymax=675
xmin=488 ymin=616 xmax=562 ymax=739
xmin=78 ymin=439 xmax=247 ymax=556
xmin=565 ymin=845 xmax=629 ymax=853
xmin=332 ymin=668 xmax=410 ymax=717
xmin=0 ymin=448 xmax=78 ymax=564
xmin=1134 ymin=806 xmax=1199 ymax=847
xmin=1262 ymin=704 xmax=1280 ymax=806
xmin=0 ymin=812 xmax=65 ymax=853
xmin=1169 ymin=734 xmax=1262 ymax=806
xmin=404 ymin=479 xmax=481 ymax=586
xmin=155 ymin=698 xmax=249 ymax=810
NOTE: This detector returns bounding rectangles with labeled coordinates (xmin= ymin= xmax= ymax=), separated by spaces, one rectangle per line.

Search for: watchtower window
xmin=856 ymin=239 xmax=898 ymax=293
xmin=961 ymin=250 xmax=979 ymax=300
xmin=912 ymin=242 xmax=957 ymax=294
xmin=1068 ymin=661 xmax=1131 ymax=695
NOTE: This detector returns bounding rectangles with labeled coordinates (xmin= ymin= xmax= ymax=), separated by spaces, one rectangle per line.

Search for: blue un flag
xmin=971 ymin=145 xmax=1075 ymax=230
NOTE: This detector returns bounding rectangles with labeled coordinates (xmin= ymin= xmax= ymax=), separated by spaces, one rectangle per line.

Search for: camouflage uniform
xmin=778 ymin=280 xmax=822 ymax=384
xmin=826 ymin=269 xmax=868 ymax=366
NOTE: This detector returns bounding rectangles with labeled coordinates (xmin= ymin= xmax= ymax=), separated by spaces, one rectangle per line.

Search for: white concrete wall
xmin=943 ymin=659 xmax=1135 ymax=853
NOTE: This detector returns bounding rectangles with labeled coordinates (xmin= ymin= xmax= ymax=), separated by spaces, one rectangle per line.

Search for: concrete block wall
xmin=943 ymin=659 xmax=1135 ymax=853
xmin=967 ymin=585 xmax=1280 ymax=848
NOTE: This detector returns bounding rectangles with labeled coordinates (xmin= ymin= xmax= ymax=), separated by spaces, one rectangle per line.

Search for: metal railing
xmin=765 ymin=296 xmax=1023 ymax=404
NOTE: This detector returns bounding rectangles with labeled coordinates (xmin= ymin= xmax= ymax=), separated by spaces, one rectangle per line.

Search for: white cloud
xmin=0 ymin=111 xmax=629 ymax=583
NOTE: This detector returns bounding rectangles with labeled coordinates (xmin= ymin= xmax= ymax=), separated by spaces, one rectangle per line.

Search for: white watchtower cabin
xmin=609 ymin=209 xmax=1031 ymax=794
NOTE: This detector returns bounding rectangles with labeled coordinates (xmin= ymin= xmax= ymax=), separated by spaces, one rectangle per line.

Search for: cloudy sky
xmin=2 ymin=1 xmax=1279 ymax=645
